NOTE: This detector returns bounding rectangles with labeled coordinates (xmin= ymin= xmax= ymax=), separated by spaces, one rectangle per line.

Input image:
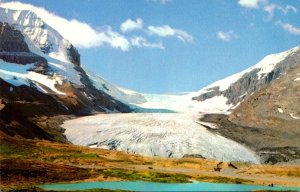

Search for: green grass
xmin=99 ymin=168 xmax=191 ymax=183
xmin=0 ymin=144 xmax=35 ymax=158
xmin=196 ymin=175 xmax=254 ymax=184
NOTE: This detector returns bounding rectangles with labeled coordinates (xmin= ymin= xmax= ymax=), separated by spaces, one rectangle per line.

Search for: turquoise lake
xmin=38 ymin=181 xmax=300 ymax=191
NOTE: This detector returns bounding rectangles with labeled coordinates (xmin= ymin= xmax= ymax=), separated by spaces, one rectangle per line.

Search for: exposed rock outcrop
xmin=0 ymin=22 xmax=29 ymax=52
xmin=0 ymin=22 xmax=48 ymax=73
xmin=67 ymin=44 xmax=80 ymax=66
xmin=0 ymin=79 xmax=70 ymax=142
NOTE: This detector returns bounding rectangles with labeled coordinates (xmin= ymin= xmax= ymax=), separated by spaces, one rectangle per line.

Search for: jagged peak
xmin=0 ymin=7 xmax=80 ymax=65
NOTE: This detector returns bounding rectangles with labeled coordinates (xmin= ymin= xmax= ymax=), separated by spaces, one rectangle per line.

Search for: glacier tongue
xmin=63 ymin=113 xmax=259 ymax=163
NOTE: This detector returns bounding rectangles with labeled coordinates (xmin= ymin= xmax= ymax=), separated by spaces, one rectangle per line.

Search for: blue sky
xmin=1 ymin=0 xmax=300 ymax=93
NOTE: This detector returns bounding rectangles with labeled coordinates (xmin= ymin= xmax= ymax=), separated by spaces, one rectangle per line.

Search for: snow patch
xmin=290 ymin=113 xmax=300 ymax=120
xmin=278 ymin=108 xmax=284 ymax=113
xmin=0 ymin=60 xmax=65 ymax=95
xmin=294 ymin=78 xmax=300 ymax=81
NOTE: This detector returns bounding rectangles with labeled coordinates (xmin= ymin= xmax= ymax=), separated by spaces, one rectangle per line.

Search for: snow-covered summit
xmin=0 ymin=7 xmax=82 ymax=87
xmin=0 ymin=7 xmax=130 ymax=113
xmin=198 ymin=46 xmax=300 ymax=93
xmin=0 ymin=7 xmax=71 ymax=62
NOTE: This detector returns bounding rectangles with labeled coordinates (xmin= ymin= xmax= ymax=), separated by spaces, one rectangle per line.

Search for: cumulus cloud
xmin=120 ymin=18 xmax=143 ymax=33
xmin=0 ymin=1 xmax=131 ymax=50
xmin=217 ymin=31 xmax=238 ymax=42
xmin=278 ymin=22 xmax=300 ymax=35
xmin=238 ymin=0 xmax=264 ymax=9
xmin=148 ymin=25 xmax=193 ymax=42
xmin=131 ymin=36 xmax=164 ymax=49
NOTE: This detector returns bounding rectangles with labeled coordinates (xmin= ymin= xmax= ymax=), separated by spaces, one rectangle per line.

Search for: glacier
xmin=63 ymin=113 xmax=260 ymax=163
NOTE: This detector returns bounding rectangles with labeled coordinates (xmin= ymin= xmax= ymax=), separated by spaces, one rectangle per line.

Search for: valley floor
xmin=1 ymin=134 xmax=300 ymax=191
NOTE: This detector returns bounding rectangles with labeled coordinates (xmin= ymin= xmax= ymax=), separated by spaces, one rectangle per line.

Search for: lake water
xmin=38 ymin=181 xmax=300 ymax=191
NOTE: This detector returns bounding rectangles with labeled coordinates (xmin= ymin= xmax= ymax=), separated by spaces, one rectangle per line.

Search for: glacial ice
xmin=63 ymin=113 xmax=260 ymax=163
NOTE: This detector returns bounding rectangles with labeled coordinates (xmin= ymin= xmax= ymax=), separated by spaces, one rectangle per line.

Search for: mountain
xmin=0 ymin=7 xmax=130 ymax=141
xmin=192 ymin=46 xmax=300 ymax=111
xmin=198 ymin=51 xmax=300 ymax=164
xmin=89 ymin=46 xmax=299 ymax=114
xmin=1 ymin=7 xmax=299 ymax=163
xmin=228 ymin=63 xmax=300 ymax=164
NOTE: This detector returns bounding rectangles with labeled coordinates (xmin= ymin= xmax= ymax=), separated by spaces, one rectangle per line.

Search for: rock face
xmin=0 ymin=22 xmax=48 ymax=73
xmin=193 ymin=47 xmax=300 ymax=108
xmin=0 ymin=79 xmax=70 ymax=142
xmin=0 ymin=22 xmax=29 ymax=52
xmin=67 ymin=44 xmax=80 ymax=66
xmin=229 ymin=64 xmax=300 ymax=137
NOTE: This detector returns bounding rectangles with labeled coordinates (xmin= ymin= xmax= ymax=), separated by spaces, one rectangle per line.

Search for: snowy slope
xmin=86 ymin=69 xmax=146 ymax=105
xmin=0 ymin=59 xmax=65 ymax=94
xmin=198 ymin=46 xmax=300 ymax=93
xmin=0 ymin=7 xmax=82 ymax=93
xmin=63 ymin=113 xmax=259 ymax=163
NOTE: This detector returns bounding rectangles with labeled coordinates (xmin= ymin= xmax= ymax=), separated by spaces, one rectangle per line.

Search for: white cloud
xmin=277 ymin=5 xmax=297 ymax=15
xmin=217 ymin=31 xmax=238 ymax=42
xmin=238 ymin=0 xmax=264 ymax=9
xmin=0 ymin=1 xmax=192 ymax=50
xmin=278 ymin=22 xmax=300 ymax=35
xmin=131 ymin=36 xmax=164 ymax=49
xmin=150 ymin=0 xmax=172 ymax=4
xmin=0 ymin=1 xmax=130 ymax=50
xmin=148 ymin=25 xmax=193 ymax=42
xmin=120 ymin=18 xmax=143 ymax=33
xmin=263 ymin=4 xmax=277 ymax=18
xmin=264 ymin=4 xmax=297 ymax=19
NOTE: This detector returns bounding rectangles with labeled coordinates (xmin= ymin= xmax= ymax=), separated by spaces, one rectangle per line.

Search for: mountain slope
xmin=192 ymin=46 xmax=300 ymax=111
xmin=200 ymin=61 xmax=300 ymax=164
xmin=0 ymin=7 xmax=130 ymax=113
xmin=0 ymin=8 xmax=130 ymax=141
